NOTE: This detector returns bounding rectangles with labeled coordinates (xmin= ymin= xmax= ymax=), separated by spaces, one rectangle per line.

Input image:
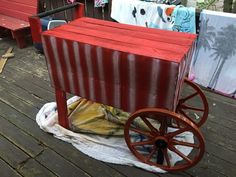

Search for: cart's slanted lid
xmin=42 ymin=17 xmax=197 ymax=112
xmin=42 ymin=17 xmax=196 ymax=63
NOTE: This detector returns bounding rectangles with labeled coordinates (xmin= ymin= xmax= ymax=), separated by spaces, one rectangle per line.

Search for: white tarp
xmin=36 ymin=96 xmax=194 ymax=173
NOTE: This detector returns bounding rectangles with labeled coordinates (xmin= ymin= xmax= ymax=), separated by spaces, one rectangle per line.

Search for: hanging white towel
xmin=189 ymin=10 xmax=236 ymax=98
xmin=111 ymin=0 xmax=175 ymax=30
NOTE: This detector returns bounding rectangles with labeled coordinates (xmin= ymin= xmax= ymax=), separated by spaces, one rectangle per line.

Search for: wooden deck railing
xmin=39 ymin=0 xmax=113 ymax=21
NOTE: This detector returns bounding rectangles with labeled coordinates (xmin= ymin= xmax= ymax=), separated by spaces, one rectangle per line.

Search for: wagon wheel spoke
xmin=131 ymin=139 xmax=154 ymax=147
xmin=175 ymin=120 xmax=181 ymax=128
xmin=180 ymin=104 xmax=204 ymax=112
xmin=158 ymin=118 xmax=168 ymax=135
xmin=171 ymin=140 xmax=200 ymax=149
xmin=180 ymin=92 xmax=198 ymax=103
xmin=140 ymin=117 xmax=160 ymax=134
xmin=167 ymin=127 xmax=189 ymax=138
xmin=171 ymin=119 xmax=181 ymax=128
xmin=178 ymin=109 xmax=192 ymax=121
xmin=163 ymin=148 xmax=171 ymax=167
xmin=169 ymin=145 xmax=192 ymax=164
xmin=130 ymin=127 xmax=154 ymax=138
xmin=146 ymin=145 xmax=157 ymax=162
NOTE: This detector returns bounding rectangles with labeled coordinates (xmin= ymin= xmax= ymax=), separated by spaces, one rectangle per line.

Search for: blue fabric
xmin=172 ymin=5 xmax=196 ymax=34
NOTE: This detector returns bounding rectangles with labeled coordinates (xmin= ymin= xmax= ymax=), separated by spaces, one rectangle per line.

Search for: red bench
xmin=0 ymin=0 xmax=38 ymax=48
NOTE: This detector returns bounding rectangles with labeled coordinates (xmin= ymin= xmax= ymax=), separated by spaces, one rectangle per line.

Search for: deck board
xmin=0 ymin=116 xmax=44 ymax=157
xmin=17 ymin=159 xmax=56 ymax=177
xmin=0 ymin=39 xmax=236 ymax=177
xmin=0 ymin=158 xmax=22 ymax=177
xmin=0 ymin=134 xmax=29 ymax=168
xmin=35 ymin=149 xmax=91 ymax=177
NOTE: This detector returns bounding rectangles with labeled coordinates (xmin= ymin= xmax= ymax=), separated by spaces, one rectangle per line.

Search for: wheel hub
xmin=155 ymin=138 xmax=168 ymax=149
xmin=155 ymin=138 xmax=168 ymax=164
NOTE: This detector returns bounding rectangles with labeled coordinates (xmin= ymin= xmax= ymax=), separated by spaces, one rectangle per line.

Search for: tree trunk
xmin=223 ymin=0 xmax=233 ymax=12
xmin=231 ymin=89 xmax=236 ymax=98
xmin=193 ymin=46 xmax=202 ymax=67
xmin=233 ymin=0 xmax=236 ymax=13
xmin=208 ymin=57 xmax=221 ymax=88
xmin=210 ymin=58 xmax=227 ymax=89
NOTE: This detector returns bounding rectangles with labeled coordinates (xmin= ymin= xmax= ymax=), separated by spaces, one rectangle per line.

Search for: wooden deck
xmin=0 ymin=38 xmax=236 ymax=177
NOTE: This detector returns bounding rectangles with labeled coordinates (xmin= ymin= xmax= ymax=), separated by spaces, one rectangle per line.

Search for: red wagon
xmin=41 ymin=17 xmax=209 ymax=172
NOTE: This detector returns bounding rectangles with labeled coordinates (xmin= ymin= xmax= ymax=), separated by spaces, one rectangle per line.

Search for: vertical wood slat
xmin=233 ymin=1 xmax=236 ymax=13
xmin=44 ymin=0 xmax=113 ymax=21
xmin=86 ymin=0 xmax=94 ymax=19
xmin=223 ymin=0 xmax=233 ymax=12
xmin=38 ymin=0 xmax=46 ymax=13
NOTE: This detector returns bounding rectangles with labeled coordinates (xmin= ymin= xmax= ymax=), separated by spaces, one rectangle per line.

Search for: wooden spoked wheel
xmin=176 ymin=79 xmax=209 ymax=127
xmin=124 ymin=108 xmax=205 ymax=172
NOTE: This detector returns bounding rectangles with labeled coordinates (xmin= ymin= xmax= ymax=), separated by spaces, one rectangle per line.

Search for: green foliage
xmin=197 ymin=0 xmax=217 ymax=10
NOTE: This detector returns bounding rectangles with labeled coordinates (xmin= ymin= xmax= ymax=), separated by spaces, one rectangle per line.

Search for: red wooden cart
xmin=41 ymin=17 xmax=208 ymax=172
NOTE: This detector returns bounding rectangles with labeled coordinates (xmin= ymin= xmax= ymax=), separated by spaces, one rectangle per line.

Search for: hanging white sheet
xmin=111 ymin=0 xmax=176 ymax=30
xmin=189 ymin=10 xmax=236 ymax=98
xmin=111 ymin=0 xmax=196 ymax=33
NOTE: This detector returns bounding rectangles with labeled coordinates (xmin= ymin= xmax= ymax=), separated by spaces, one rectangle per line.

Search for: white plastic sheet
xmin=36 ymin=96 xmax=194 ymax=173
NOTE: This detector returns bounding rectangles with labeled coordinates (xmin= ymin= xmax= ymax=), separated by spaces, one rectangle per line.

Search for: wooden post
xmin=223 ymin=0 xmax=233 ymax=12
xmin=11 ymin=29 xmax=30 ymax=49
xmin=181 ymin=0 xmax=188 ymax=6
xmin=29 ymin=16 xmax=42 ymax=44
xmin=55 ymin=89 xmax=69 ymax=129
xmin=233 ymin=0 xmax=236 ymax=13
xmin=74 ymin=3 xmax=85 ymax=19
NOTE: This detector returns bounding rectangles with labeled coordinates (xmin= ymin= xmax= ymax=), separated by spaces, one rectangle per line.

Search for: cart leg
xmin=55 ymin=89 xmax=69 ymax=129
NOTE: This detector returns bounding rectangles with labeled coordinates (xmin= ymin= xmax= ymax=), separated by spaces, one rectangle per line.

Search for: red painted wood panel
xmin=43 ymin=29 xmax=184 ymax=63
xmin=0 ymin=7 xmax=30 ymax=22
xmin=57 ymin=25 xmax=186 ymax=62
xmin=79 ymin=17 xmax=196 ymax=40
xmin=5 ymin=0 xmax=38 ymax=6
xmin=69 ymin=20 xmax=193 ymax=47
xmin=61 ymin=23 xmax=190 ymax=55
xmin=0 ymin=1 xmax=37 ymax=14
xmin=0 ymin=0 xmax=37 ymax=22
xmin=42 ymin=34 xmax=181 ymax=112
xmin=43 ymin=17 xmax=196 ymax=63
xmin=42 ymin=18 xmax=197 ymax=112
xmin=0 ymin=14 xmax=29 ymax=30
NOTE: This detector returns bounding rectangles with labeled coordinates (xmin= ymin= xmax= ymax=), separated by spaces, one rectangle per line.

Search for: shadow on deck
xmin=0 ymin=39 xmax=235 ymax=177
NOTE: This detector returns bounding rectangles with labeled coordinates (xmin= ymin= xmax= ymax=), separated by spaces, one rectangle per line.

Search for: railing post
xmin=223 ymin=0 xmax=233 ymax=12
xmin=233 ymin=0 xmax=236 ymax=13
